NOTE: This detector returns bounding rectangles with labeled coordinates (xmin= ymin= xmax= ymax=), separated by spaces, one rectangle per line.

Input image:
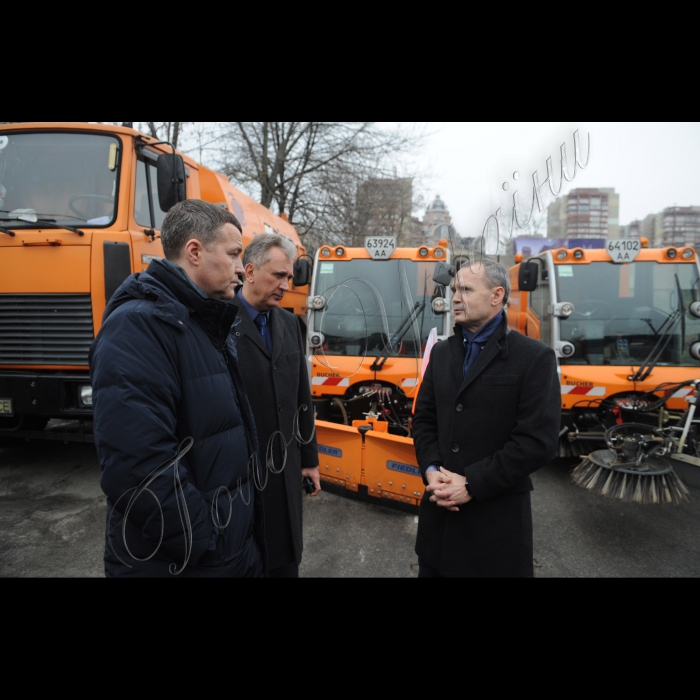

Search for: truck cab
xmin=0 ymin=123 xmax=308 ymax=440
xmin=508 ymin=240 xmax=700 ymax=454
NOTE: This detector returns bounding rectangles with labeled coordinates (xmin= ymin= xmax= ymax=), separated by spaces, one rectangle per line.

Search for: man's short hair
xmin=458 ymin=258 xmax=511 ymax=306
xmin=242 ymin=232 xmax=298 ymax=268
xmin=161 ymin=199 xmax=242 ymax=261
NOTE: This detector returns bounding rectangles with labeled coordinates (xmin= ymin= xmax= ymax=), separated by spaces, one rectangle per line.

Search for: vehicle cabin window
xmin=134 ymin=157 xmax=169 ymax=230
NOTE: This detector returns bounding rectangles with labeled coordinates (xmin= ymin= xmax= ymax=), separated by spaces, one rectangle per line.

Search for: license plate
xmin=0 ymin=398 xmax=13 ymax=416
xmin=364 ymin=236 xmax=396 ymax=259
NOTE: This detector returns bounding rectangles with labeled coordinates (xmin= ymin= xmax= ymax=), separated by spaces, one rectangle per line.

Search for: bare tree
xmin=144 ymin=122 xmax=189 ymax=150
xmin=215 ymin=122 xmax=423 ymax=250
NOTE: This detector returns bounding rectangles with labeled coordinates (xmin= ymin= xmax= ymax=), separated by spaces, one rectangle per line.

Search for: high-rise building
xmin=547 ymin=187 xmax=619 ymax=239
xmin=620 ymin=206 xmax=700 ymax=247
xmin=658 ymin=206 xmax=700 ymax=247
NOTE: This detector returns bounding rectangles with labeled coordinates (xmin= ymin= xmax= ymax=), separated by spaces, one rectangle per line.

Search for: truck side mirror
xmin=518 ymin=260 xmax=539 ymax=292
xmin=433 ymin=262 xmax=455 ymax=287
xmin=293 ymin=258 xmax=310 ymax=287
xmin=157 ymin=153 xmax=187 ymax=212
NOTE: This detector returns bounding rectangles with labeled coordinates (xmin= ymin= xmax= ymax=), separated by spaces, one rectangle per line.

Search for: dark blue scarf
xmin=462 ymin=310 xmax=504 ymax=378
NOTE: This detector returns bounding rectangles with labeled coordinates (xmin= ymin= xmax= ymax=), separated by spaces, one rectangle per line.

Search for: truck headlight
xmin=432 ymin=297 xmax=448 ymax=314
xmin=79 ymin=385 xmax=93 ymax=407
xmin=555 ymin=341 xmax=576 ymax=358
xmin=308 ymin=295 xmax=326 ymax=310
xmin=309 ymin=332 xmax=325 ymax=349
xmin=551 ymin=302 xmax=575 ymax=318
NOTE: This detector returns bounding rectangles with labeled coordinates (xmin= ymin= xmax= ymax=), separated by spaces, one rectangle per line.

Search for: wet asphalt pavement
xmin=1 ymin=441 xmax=699 ymax=578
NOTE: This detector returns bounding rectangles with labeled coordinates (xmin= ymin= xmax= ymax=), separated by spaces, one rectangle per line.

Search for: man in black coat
xmin=412 ymin=258 xmax=561 ymax=577
xmin=90 ymin=200 xmax=265 ymax=577
xmin=232 ymin=233 xmax=320 ymax=578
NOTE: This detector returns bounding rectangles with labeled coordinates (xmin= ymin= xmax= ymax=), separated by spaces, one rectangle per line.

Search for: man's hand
xmin=302 ymin=467 xmax=321 ymax=496
xmin=426 ymin=467 xmax=472 ymax=512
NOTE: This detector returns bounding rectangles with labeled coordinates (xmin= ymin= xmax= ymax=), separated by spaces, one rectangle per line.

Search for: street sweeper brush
xmin=571 ymin=423 xmax=690 ymax=505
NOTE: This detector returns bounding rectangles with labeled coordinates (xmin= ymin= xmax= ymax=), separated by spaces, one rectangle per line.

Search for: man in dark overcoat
xmin=232 ymin=233 xmax=320 ymax=578
xmin=412 ymin=258 xmax=561 ymax=577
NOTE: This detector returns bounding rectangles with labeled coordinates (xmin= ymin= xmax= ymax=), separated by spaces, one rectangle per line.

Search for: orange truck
xmin=0 ymin=122 xmax=309 ymax=443
xmin=507 ymin=239 xmax=700 ymax=457
xmin=305 ymin=236 xmax=452 ymax=508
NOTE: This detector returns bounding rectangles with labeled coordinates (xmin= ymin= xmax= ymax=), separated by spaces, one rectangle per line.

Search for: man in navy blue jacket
xmin=90 ymin=199 xmax=266 ymax=577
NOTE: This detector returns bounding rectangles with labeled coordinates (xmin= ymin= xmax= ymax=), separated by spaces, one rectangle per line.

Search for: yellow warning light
xmin=640 ymin=237 xmax=649 ymax=249
xmin=514 ymin=253 xmax=523 ymax=263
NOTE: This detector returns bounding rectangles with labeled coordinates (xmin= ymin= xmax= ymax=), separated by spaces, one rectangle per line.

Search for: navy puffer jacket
xmin=89 ymin=259 xmax=266 ymax=577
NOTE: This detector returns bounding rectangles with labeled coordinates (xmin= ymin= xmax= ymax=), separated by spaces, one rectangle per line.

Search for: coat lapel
xmin=448 ymin=334 xmax=466 ymax=389
xmin=233 ymin=298 xmax=270 ymax=357
xmin=270 ymin=307 xmax=285 ymax=364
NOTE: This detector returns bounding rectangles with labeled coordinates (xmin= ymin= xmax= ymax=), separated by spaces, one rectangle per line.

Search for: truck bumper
xmin=0 ymin=371 xmax=93 ymax=430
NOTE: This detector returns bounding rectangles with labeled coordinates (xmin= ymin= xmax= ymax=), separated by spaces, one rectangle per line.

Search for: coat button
xmin=456 ymin=404 xmax=463 ymax=412
xmin=278 ymin=404 xmax=283 ymax=412
xmin=452 ymin=444 xmax=459 ymax=453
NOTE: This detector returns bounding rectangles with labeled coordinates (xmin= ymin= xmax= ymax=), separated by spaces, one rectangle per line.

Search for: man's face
xmin=243 ymin=246 xmax=294 ymax=312
xmin=192 ymin=223 xmax=244 ymax=300
xmin=451 ymin=264 xmax=503 ymax=332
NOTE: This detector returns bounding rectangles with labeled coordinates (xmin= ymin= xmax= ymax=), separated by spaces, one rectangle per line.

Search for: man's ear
xmin=245 ymin=262 xmax=256 ymax=283
xmin=183 ymin=239 xmax=204 ymax=266
xmin=493 ymin=286 xmax=505 ymax=306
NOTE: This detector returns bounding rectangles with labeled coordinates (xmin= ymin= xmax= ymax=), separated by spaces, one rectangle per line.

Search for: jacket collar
xmin=105 ymin=259 xmax=239 ymax=340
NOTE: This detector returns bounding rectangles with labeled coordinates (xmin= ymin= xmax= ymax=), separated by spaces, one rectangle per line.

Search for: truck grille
xmin=0 ymin=294 xmax=94 ymax=366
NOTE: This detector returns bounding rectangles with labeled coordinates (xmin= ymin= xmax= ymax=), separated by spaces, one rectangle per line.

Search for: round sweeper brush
xmin=571 ymin=423 xmax=690 ymax=505
xmin=571 ymin=449 xmax=689 ymax=504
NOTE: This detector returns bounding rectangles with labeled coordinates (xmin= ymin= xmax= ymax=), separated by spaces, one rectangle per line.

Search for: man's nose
xmin=233 ymin=259 xmax=245 ymax=276
xmin=280 ymin=278 xmax=290 ymax=291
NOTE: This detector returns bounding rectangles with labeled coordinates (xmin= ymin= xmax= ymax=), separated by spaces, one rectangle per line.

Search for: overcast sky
xmin=399 ymin=122 xmax=700 ymax=239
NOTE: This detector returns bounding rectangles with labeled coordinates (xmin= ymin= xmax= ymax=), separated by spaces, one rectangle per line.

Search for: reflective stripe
xmin=312 ymin=377 xmax=350 ymax=387
xmin=671 ymin=388 xmax=694 ymax=398
xmin=561 ymin=385 xmax=606 ymax=396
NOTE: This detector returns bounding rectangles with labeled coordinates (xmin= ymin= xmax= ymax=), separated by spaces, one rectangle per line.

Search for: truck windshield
xmin=313 ymin=258 xmax=446 ymax=357
xmin=0 ymin=131 xmax=119 ymax=228
xmin=557 ymin=260 xmax=700 ymax=366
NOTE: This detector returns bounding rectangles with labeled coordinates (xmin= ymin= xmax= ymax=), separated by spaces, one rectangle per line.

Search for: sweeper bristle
xmin=571 ymin=457 xmax=690 ymax=505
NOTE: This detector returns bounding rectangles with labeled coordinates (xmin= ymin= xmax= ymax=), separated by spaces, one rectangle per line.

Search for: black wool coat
xmin=412 ymin=314 xmax=561 ymax=577
xmin=232 ymin=298 xmax=318 ymax=570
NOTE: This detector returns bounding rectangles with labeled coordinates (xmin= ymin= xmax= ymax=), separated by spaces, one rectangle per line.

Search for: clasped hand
xmin=426 ymin=467 xmax=472 ymax=512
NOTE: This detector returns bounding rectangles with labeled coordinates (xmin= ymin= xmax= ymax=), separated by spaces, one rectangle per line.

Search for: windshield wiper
xmin=1 ymin=226 xmax=15 ymax=237
xmin=370 ymin=301 xmax=426 ymax=371
xmin=0 ymin=215 xmax=84 ymax=236
xmin=631 ymin=274 xmax=685 ymax=382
